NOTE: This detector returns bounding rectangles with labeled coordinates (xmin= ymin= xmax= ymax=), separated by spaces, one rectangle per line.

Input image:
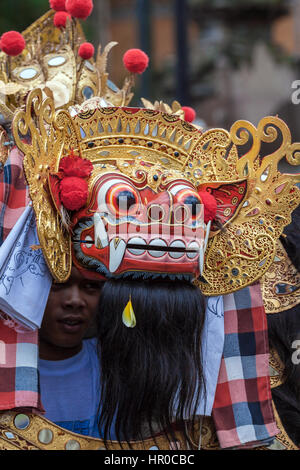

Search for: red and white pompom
xmin=182 ymin=106 xmax=196 ymax=123
xmin=0 ymin=31 xmax=26 ymax=57
xmin=198 ymin=191 xmax=217 ymax=224
xmin=65 ymin=0 xmax=93 ymax=19
xmin=78 ymin=42 xmax=95 ymax=60
xmin=123 ymin=48 xmax=149 ymax=74
xmin=50 ymin=0 xmax=67 ymax=11
xmin=53 ymin=11 xmax=71 ymax=28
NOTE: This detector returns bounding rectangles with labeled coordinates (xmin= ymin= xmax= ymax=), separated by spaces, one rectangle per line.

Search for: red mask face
xmin=71 ymin=169 xmax=207 ymax=282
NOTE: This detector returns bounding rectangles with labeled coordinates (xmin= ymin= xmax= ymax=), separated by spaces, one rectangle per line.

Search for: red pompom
xmin=65 ymin=0 xmax=93 ymax=19
xmin=78 ymin=42 xmax=95 ymax=60
xmin=123 ymin=49 xmax=149 ymax=74
xmin=182 ymin=106 xmax=196 ymax=123
xmin=198 ymin=191 xmax=218 ymax=224
xmin=60 ymin=177 xmax=89 ymax=211
xmin=0 ymin=31 xmax=26 ymax=57
xmin=59 ymin=154 xmax=93 ymax=178
xmin=53 ymin=11 xmax=71 ymax=28
xmin=50 ymin=0 xmax=66 ymax=11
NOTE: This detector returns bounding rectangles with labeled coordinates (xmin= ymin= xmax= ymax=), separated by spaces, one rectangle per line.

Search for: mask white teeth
xmin=148 ymin=239 xmax=168 ymax=258
xmin=94 ymin=213 xmax=108 ymax=249
xmin=127 ymin=237 xmax=146 ymax=256
xmin=109 ymin=238 xmax=126 ymax=273
xmin=169 ymin=240 xmax=186 ymax=259
xmin=187 ymin=241 xmax=199 ymax=259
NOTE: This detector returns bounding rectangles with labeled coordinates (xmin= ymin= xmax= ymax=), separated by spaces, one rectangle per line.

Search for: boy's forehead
xmin=52 ymin=265 xmax=93 ymax=286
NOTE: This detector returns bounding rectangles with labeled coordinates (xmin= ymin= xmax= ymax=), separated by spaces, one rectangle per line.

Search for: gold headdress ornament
xmin=0 ymin=3 xmax=197 ymax=122
xmin=0 ymin=8 xmax=144 ymax=117
xmin=13 ymin=89 xmax=300 ymax=295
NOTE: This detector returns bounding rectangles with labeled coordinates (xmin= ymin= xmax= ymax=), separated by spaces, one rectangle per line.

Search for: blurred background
xmin=1 ymin=0 xmax=300 ymax=139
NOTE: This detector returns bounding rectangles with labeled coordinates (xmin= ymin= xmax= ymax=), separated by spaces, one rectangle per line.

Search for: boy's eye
xmin=82 ymin=281 xmax=103 ymax=291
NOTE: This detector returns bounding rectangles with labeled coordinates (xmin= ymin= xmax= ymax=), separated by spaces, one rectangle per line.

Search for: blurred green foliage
xmin=0 ymin=0 xmax=49 ymax=33
xmin=0 ymin=0 xmax=93 ymax=39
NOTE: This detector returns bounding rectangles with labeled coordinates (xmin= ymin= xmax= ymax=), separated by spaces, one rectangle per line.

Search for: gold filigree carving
xmin=0 ymin=126 xmax=9 ymax=168
xmin=267 ymin=402 xmax=299 ymax=450
xmin=0 ymin=408 xmax=296 ymax=450
xmin=12 ymin=89 xmax=71 ymax=282
xmin=269 ymin=346 xmax=286 ymax=389
xmin=261 ymin=240 xmax=300 ymax=314
xmin=0 ymin=411 xmax=200 ymax=450
xmin=196 ymin=117 xmax=300 ymax=295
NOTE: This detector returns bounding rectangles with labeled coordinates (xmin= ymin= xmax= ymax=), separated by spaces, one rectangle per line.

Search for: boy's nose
xmin=63 ymin=287 xmax=85 ymax=309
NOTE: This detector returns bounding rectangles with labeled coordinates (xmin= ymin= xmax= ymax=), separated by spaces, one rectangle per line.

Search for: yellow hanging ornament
xmin=122 ymin=296 xmax=136 ymax=328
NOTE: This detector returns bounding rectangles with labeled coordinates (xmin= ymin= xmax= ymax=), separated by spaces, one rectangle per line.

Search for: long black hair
xmin=96 ymin=278 xmax=206 ymax=446
xmin=267 ymin=204 xmax=300 ymax=447
xmin=267 ymin=304 xmax=300 ymax=447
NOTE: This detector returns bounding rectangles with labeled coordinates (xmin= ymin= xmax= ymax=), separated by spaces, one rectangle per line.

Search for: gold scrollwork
xmin=12 ymin=89 xmax=71 ymax=282
xmin=195 ymin=116 xmax=300 ymax=295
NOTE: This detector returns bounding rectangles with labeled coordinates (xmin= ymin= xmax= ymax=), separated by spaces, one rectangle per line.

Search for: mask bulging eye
xmin=175 ymin=188 xmax=202 ymax=222
xmin=106 ymin=183 xmax=139 ymax=216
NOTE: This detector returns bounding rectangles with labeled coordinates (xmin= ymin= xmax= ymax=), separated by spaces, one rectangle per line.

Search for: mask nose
xmin=146 ymin=191 xmax=173 ymax=224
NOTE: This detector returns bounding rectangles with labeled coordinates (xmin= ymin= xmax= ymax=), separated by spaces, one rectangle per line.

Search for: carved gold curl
xmin=195 ymin=116 xmax=300 ymax=296
xmin=198 ymin=224 xmax=276 ymax=294
xmin=0 ymin=126 xmax=9 ymax=168
xmin=12 ymin=89 xmax=71 ymax=282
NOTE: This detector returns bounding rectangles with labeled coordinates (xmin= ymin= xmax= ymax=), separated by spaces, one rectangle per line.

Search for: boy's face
xmin=39 ymin=266 xmax=103 ymax=360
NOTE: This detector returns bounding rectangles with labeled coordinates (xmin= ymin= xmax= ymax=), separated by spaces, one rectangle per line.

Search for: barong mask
xmin=1 ymin=0 xmax=299 ymax=451
xmin=13 ymin=90 xmax=300 ymax=295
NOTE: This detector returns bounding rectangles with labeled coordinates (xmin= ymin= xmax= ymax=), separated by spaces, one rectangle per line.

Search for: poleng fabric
xmin=0 ymin=319 xmax=42 ymax=411
xmin=0 ymin=148 xmax=41 ymax=412
xmin=212 ymin=283 xmax=279 ymax=448
xmin=0 ymin=146 xmax=30 ymax=245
